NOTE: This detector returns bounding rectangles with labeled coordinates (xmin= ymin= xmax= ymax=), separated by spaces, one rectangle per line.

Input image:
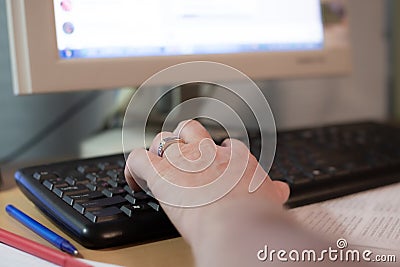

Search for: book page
xmin=290 ymin=182 xmax=400 ymax=251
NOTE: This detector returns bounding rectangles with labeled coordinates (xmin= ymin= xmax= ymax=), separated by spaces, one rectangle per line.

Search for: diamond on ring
xmin=157 ymin=136 xmax=185 ymax=157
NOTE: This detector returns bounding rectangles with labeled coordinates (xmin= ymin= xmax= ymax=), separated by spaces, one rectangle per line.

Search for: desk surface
xmin=0 ymin=167 xmax=195 ymax=267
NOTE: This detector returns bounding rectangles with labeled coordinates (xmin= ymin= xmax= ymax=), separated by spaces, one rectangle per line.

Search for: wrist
xmin=191 ymin=197 xmax=286 ymax=266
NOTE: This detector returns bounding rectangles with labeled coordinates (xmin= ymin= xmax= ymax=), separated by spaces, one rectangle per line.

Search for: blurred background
xmin=0 ymin=0 xmax=397 ymax=166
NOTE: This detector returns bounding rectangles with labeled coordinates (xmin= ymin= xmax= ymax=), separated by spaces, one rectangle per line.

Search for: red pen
xmin=0 ymin=227 xmax=92 ymax=267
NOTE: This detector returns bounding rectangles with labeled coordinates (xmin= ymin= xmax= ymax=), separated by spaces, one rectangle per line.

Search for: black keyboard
xmin=14 ymin=121 xmax=400 ymax=248
xmin=265 ymin=121 xmax=400 ymax=207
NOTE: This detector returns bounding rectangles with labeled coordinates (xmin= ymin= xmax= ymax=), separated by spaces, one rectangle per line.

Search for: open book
xmin=290 ymin=182 xmax=400 ymax=253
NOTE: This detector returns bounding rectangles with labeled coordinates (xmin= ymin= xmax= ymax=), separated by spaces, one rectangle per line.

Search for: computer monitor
xmin=6 ymin=0 xmax=351 ymax=95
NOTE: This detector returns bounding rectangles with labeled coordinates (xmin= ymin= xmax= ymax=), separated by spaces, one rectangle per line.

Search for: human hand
xmin=124 ymin=120 xmax=290 ymax=245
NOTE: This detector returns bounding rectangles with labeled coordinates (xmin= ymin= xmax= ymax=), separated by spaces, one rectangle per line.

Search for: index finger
xmin=124 ymin=148 xmax=162 ymax=192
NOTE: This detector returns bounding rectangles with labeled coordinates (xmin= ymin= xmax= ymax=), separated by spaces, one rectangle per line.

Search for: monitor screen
xmin=6 ymin=0 xmax=351 ymax=94
xmin=53 ymin=0 xmax=323 ymax=59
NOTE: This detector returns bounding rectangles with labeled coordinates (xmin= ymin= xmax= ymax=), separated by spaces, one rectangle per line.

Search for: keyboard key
xmin=62 ymin=191 xmax=105 ymax=205
xmin=85 ymin=206 xmax=124 ymax=223
xmin=73 ymin=195 xmax=128 ymax=214
xmin=85 ymin=172 xmax=107 ymax=182
xmin=85 ymin=173 xmax=98 ymax=182
xmin=53 ymin=184 xmax=89 ymax=198
xmin=124 ymin=194 xmax=136 ymax=204
xmin=107 ymin=179 xmax=118 ymax=188
xmin=33 ymin=171 xmax=58 ymax=181
xmin=86 ymin=183 xmax=97 ymax=191
xmin=102 ymin=187 xmax=126 ymax=197
xmin=120 ymin=203 xmax=152 ymax=217
xmin=62 ymin=195 xmax=75 ymax=205
xmin=148 ymin=202 xmax=160 ymax=211
xmin=43 ymin=180 xmax=54 ymax=190
xmin=77 ymin=165 xmax=100 ymax=174
xmin=123 ymin=185 xmax=135 ymax=195
xmin=65 ymin=176 xmax=76 ymax=186
xmin=106 ymin=170 xmax=124 ymax=180
xmin=107 ymin=176 xmax=127 ymax=188
xmin=98 ymin=162 xmax=120 ymax=171
xmin=73 ymin=203 xmax=86 ymax=214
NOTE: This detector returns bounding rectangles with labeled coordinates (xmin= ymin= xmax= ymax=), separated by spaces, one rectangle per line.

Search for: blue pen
xmin=5 ymin=204 xmax=79 ymax=256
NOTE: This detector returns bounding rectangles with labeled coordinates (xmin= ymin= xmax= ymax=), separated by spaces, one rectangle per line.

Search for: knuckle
xmin=181 ymin=119 xmax=201 ymax=131
xmin=230 ymin=138 xmax=249 ymax=150
xmin=186 ymin=119 xmax=201 ymax=127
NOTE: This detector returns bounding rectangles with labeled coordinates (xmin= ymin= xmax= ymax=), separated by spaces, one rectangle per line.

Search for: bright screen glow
xmin=53 ymin=0 xmax=324 ymax=59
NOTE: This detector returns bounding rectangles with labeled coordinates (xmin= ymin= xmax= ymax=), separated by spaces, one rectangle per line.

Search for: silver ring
xmin=157 ymin=136 xmax=185 ymax=157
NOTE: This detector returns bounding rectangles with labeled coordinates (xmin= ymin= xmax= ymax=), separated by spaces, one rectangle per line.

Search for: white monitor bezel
xmin=6 ymin=0 xmax=351 ymax=95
